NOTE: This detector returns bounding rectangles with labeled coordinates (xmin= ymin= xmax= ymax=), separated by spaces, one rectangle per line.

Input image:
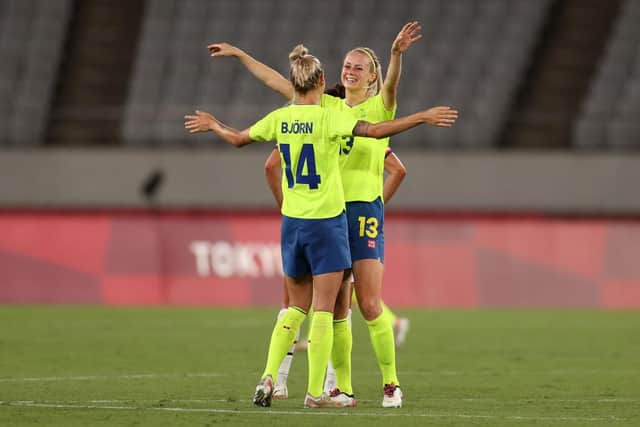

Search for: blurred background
xmin=1 ymin=0 xmax=639 ymax=308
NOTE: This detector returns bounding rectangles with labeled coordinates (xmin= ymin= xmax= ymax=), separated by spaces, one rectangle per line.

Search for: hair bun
xmin=289 ymin=44 xmax=309 ymax=63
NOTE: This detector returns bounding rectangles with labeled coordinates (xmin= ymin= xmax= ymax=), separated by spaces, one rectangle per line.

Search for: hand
xmin=184 ymin=110 xmax=216 ymax=133
xmin=391 ymin=21 xmax=422 ymax=54
xmin=207 ymin=42 xmax=243 ymax=57
xmin=421 ymin=106 xmax=459 ymax=127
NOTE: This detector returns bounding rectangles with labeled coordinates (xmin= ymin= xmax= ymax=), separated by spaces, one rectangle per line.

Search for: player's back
xmin=250 ymin=104 xmax=358 ymax=219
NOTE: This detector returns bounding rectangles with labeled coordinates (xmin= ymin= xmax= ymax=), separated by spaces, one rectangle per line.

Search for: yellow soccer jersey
xmin=250 ymin=104 xmax=358 ymax=219
xmin=321 ymin=93 xmax=396 ymax=203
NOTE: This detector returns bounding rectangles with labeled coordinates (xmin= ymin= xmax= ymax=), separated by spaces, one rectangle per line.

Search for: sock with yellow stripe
xmin=307 ymin=311 xmax=333 ymax=397
xmin=331 ymin=316 xmax=353 ymax=395
xmin=262 ymin=306 xmax=306 ymax=380
xmin=365 ymin=310 xmax=399 ymax=386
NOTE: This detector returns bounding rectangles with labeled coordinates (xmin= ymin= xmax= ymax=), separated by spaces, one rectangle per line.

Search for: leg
xmin=274 ymin=280 xmax=307 ymax=399
xmin=327 ymin=271 xmax=353 ymax=395
xmin=381 ymin=301 xmax=410 ymax=349
xmin=254 ymin=274 xmax=311 ymax=407
xmin=353 ymin=259 xmax=383 ymax=321
xmin=306 ymin=271 xmax=342 ymax=399
xmin=353 ymin=259 xmax=401 ymax=407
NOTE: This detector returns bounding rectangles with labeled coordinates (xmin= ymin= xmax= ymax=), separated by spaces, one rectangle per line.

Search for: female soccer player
xmin=207 ymin=22 xmax=458 ymax=408
xmin=185 ymin=44 xmax=455 ymax=408
xmin=264 ymin=143 xmax=410 ymax=402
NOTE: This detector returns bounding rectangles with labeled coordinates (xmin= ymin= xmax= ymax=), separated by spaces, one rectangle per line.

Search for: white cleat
xmin=304 ymin=392 xmax=344 ymax=408
xmin=382 ymin=383 xmax=403 ymax=408
xmin=272 ymin=383 xmax=288 ymax=400
xmin=328 ymin=388 xmax=357 ymax=407
xmin=393 ymin=317 xmax=410 ymax=349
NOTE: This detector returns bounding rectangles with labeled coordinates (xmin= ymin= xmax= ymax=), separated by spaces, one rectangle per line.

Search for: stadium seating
xmin=0 ymin=0 xmax=71 ymax=145
xmin=574 ymin=0 xmax=640 ymax=149
xmin=122 ymin=0 xmax=551 ymax=149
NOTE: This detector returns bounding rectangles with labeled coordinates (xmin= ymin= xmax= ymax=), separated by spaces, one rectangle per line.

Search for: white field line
xmin=0 ymin=373 xmax=226 ymax=383
xmin=3 ymin=397 xmax=638 ymax=405
xmin=2 ymin=369 xmax=638 ymax=383
xmin=0 ymin=401 xmax=627 ymax=422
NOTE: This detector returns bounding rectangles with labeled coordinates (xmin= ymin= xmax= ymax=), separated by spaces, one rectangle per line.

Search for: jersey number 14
xmin=280 ymin=143 xmax=321 ymax=189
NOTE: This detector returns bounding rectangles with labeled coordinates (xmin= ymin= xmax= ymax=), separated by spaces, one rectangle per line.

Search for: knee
xmin=358 ymin=297 xmax=382 ymax=321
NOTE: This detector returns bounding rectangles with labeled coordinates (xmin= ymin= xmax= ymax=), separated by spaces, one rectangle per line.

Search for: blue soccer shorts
xmin=281 ymin=212 xmax=351 ymax=278
xmin=345 ymin=197 xmax=385 ymax=263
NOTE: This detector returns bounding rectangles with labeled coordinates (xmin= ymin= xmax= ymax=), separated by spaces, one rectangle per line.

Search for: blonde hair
xmin=348 ymin=47 xmax=383 ymax=97
xmin=289 ymin=44 xmax=324 ymax=95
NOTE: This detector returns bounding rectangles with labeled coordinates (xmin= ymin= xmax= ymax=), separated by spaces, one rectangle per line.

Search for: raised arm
xmin=383 ymin=152 xmax=407 ymax=203
xmin=354 ymin=106 xmax=459 ymax=139
xmin=184 ymin=110 xmax=252 ymax=147
xmin=382 ymin=21 xmax=423 ymax=111
xmin=208 ymin=43 xmax=294 ymax=100
xmin=264 ymin=148 xmax=283 ymax=208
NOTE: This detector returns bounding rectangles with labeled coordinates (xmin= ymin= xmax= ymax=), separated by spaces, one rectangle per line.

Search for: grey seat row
xmin=574 ymin=0 xmax=640 ymax=150
xmin=0 ymin=0 xmax=72 ymax=146
xmin=123 ymin=0 xmax=551 ymax=149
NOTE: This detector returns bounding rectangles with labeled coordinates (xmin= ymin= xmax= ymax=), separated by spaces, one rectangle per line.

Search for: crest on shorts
xmin=368 ymin=240 xmax=376 ymax=248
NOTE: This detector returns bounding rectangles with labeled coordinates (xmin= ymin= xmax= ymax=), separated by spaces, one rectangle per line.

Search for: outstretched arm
xmin=184 ymin=110 xmax=252 ymax=147
xmin=382 ymin=21 xmax=422 ymax=111
xmin=354 ymin=106 xmax=459 ymax=139
xmin=208 ymin=43 xmax=294 ymax=100
xmin=383 ymin=152 xmax=407 ymax=203
xmin=264 ymin=148 xmax=283 ymax=208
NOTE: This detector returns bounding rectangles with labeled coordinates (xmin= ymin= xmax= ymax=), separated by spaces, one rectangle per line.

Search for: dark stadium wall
xmin=1 ymin=150 xmax=640 ymax=213
xmin=1 ymin=211 xmax=639 ymax=308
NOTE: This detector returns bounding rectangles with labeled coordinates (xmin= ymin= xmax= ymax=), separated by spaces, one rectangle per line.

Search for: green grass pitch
xmin=0 ymin=307 xmax=639 ymax=426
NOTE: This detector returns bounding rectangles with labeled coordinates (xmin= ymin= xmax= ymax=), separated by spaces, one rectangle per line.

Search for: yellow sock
xmin=365 ymin=310 xmax=399 ymax=386
xmin=307 ymin=311 xmax=333 ymax=397
xmin=382 ymin=301 xmax=397 ymax=326
xmin=262 ymin=306 xmax=306 ymax=380
xmin=331 ymin=318 xmax=353 ymax=395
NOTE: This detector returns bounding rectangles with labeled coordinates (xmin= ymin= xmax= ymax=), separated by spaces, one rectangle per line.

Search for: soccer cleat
xmin=393 ymin=317 xmax=410 ymax=349
xmin=272 ymin=383 xmax=288 ymax=400
xmin=303 ymin=392 xmax=345 ymax=408
xmin=328 ymin=388 xmax=357 ymax=407
xmin=382 ymin=383 xmax=403 ymax=408
xmin=253 ymin=376 xmax=274 ymax=407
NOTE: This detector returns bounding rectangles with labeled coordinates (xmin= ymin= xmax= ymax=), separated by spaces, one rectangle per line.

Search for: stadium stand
xmin=0 ymin=0 xmax=71 ymax=145
xmin=47 ymin=0 xmax=145 ymax=145
xmin=393 ymin=0 xmax=552 ymax=149
xmin=6 ymin=0 xmax=636 ymax=151
xmin=574 ymin=0 xmax=640 ymax=149
xmin=122 ymin=0 xmax=551 ymax=149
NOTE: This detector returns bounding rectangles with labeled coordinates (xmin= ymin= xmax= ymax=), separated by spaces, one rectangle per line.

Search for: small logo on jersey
xmin=368 ymin=240 xmax=376 ymax=249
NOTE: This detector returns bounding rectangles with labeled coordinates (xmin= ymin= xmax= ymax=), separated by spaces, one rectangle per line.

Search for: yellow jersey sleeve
xmin=249 ymin=110 xmax=279 ymax=142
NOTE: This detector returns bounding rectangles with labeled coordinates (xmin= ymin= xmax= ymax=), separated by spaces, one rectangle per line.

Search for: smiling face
xmin=341 ymin=50 xmax=377 ymax=93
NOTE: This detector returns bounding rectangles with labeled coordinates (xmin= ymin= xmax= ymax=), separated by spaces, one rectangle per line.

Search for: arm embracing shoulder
xmin=213 ymin=122 xmax=253 ymax=147
xmin=352 ymin=113 xmax=425 ymax=139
